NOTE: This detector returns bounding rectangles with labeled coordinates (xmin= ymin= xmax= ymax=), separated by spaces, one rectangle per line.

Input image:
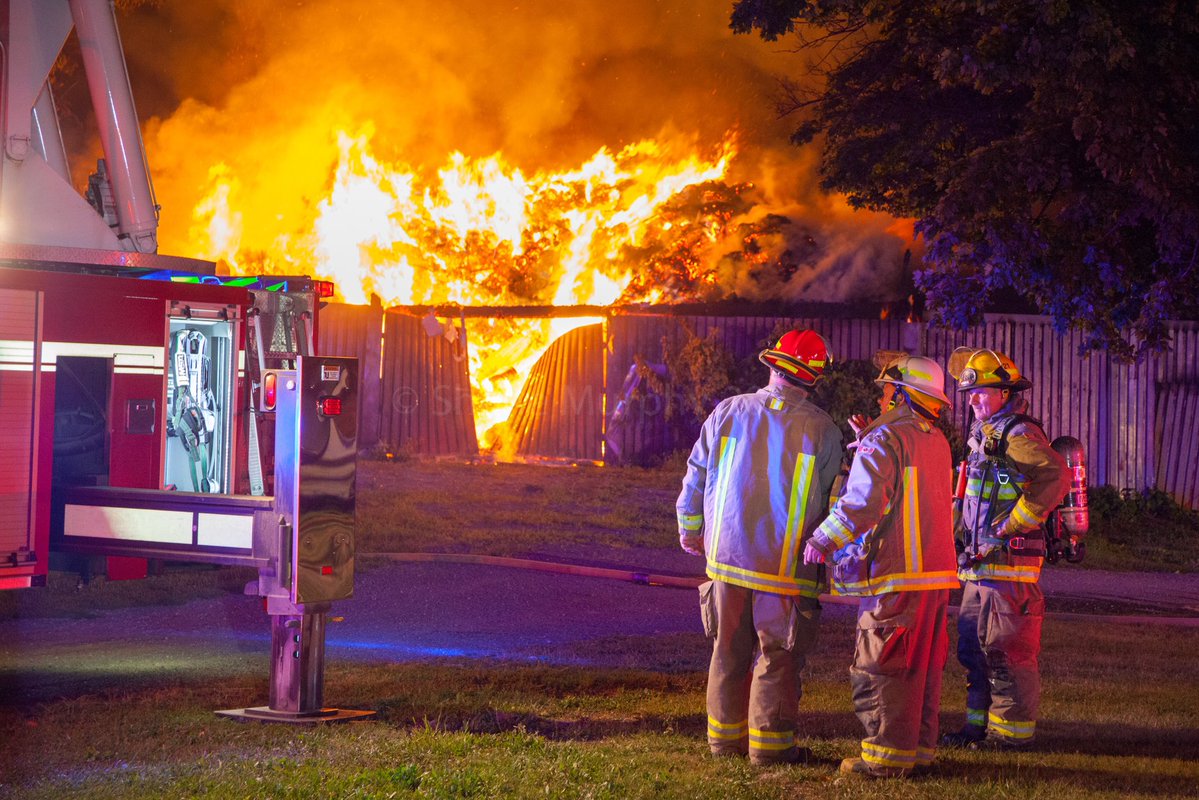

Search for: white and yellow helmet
xmin=877 ymin=355 xmax=951 ymax=406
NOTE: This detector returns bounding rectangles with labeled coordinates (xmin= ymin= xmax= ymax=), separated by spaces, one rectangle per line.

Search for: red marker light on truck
xmin=314 ymin=280 xmax=335 ymax=298
xmin=263 ymin=372 xmax=277 ymax=410
xmin=319 ymin=397 xmax=342 ymax=416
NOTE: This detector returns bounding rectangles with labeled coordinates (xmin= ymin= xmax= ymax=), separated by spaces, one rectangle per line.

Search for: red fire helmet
xmin=758 ymin=329 xmax=833 ymax=387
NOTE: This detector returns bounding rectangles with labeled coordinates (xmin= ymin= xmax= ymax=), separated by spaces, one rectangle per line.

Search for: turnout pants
xmin=701 ymin=579 xmax=821 ymax=763
xmin=956 ymin=580 xmax=1044 ymax=743
xmin=851 ymin=589 xmax=949 ymax=773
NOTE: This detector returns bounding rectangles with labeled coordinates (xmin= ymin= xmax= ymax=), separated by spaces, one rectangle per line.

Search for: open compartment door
xmin=163 ymin=302 xmax=240 ymax=493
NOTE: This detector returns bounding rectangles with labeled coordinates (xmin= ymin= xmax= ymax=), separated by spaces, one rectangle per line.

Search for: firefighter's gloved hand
xmin=996 ymin=520 xmax=1028 ymax=540
xmin=679 ymin=531 xmax=705 ymax=557
xmin=803 ymin=542 xmax=826 ymax=565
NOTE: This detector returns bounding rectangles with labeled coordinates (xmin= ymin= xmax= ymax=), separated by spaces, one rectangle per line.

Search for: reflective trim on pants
xmin=704 ymin=579 xmax=821 ymax=760
xmin=850 ymin=589 xmax=950 ymax=770
xmin=955 ymin=580 xmax=1044 ymax=739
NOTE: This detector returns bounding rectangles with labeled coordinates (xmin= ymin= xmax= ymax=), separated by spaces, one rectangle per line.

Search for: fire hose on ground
xmin=361 ymin=552 xmax=1199 ymax=628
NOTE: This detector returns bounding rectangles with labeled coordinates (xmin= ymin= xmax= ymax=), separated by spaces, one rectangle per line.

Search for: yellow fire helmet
xmin=759 ymin=329 xmax=833 ymax=387
xmin=948 ymin=347 xmax=1032 ymax=392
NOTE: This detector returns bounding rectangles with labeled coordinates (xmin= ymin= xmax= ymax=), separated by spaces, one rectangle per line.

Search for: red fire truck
xmin=1 ymin=0 xmax=367 ymax=721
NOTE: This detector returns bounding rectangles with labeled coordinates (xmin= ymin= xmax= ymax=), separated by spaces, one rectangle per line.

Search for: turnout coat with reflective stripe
xmin=677 ymin=384 xmax=843 ymax=598
xmin=957 ymin=407 xmax=1070 ymax=583
xmin=811 ymin=404 xmax=958 ymax=596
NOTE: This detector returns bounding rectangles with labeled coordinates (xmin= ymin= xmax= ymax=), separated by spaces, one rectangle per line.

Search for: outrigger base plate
xmin=215 ymin=706 xmax=376 ymax=725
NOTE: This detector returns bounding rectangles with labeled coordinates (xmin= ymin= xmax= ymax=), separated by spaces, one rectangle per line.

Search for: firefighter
xmin=941 ymin=349 xmax=1070 ymax=750
xmin=848 ymin=350 xmax=908 ymax=438
xmin=803 ymin=356 xmax=958 ymax=778
xmin=677 ymin=329 xmax=844 ymax=766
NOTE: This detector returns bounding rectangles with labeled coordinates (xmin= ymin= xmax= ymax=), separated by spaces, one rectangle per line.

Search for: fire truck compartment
xmin=165 ymin=305 xmax=238 ymax=495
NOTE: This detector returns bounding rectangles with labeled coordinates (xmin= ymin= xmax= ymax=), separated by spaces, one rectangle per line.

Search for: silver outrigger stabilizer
xmin=216 ymin=355 xmax=373 ymax=724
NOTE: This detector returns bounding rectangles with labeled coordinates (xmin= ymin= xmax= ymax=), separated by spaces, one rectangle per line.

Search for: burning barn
xmin=30 ymin=0 xmax=1196 ymax=505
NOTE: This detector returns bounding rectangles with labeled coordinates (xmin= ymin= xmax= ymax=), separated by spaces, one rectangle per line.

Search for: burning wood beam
xmin=385 ymin=300 xmax=911 ymax=319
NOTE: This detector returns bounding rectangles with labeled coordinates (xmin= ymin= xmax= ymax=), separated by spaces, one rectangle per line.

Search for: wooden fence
xmin=319 ymin=305 xmax=1199 ymax=508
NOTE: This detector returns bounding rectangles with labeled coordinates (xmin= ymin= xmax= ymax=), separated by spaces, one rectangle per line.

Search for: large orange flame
xmin=190 ymin=127 xmax=738 ymax=445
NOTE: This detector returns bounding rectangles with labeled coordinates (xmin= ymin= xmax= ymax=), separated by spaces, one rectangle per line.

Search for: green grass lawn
xmin=2 ymin=458 xmax=1197 ymax=798
xmin=2 ymin=614 xmax=1197 ymax=799
xmin=356 ymin=458 xmax=685 ymax=556
xmin=357 ymin=459 xmax=1198 ymax=571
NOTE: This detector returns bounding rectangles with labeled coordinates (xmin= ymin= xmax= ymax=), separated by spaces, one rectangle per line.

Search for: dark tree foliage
xmin=730 ymin=1 xmax=1199 ymax=358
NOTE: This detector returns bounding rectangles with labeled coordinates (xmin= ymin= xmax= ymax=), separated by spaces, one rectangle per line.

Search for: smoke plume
xmin=106 ymin=0 xmax=911 ymax=304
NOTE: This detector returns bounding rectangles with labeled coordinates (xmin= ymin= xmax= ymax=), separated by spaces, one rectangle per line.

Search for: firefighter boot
xmin=971 ymin=733 xmax=1033 ymax=752
xmin=750 ymin=747 xmax=813 ymax=767
xmin=839 ymin=758 xmax=907 ymax=779
xmin=939 ymin=724 xmax=986 ymax=747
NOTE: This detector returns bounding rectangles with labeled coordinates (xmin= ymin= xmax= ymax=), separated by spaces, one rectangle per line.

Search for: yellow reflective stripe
xmin=862 ymin=741 xmax=915 ymax=757
xmin=705 ymin=562 xmax=821 ymax=596
xmin=749 ymin=728 xmax=794 ymax=742
xmin=862 ymin=741 xmax=917 ymax=768
xmin=960 ymin=564 xmax=1041 ymax=582
xmin=987 ymin=713 xmax=1036 ymax=739
xmin=818 ymin=514 xmax=856 ymax=549
xmin=768 ymin=397 xmax=784 ymax=410
xmin=906 ymin=363 xmax=934 ymax=381
xmin=780 ymin=454 xmax=815 ymax=577
xmin=677 ymin=512 xmax=703 ymax=531
xmin=834 ymin=570 xmax=960 ymax=595
xmin=749 ymin=728 xmax=795 ymax=750
xmin=708 ymin=716 xmax=748 ymax=740
xmin=708 ymin=436 xmax=737 ymax=558
xmin=915 ymin=746 xmax=936 ymax=766
xmin=708 ymin=716 xmax=748 ymax=733
xmin=775 ymin=360 xmax=799 ymax=374
xmin=966 ymin=708 xmax=987 ymax=726
xmin=966 ymin=478 xmax=1018 ymax=499
xmin=903 ymin=466 xmax=923 ymax=573
xmin=1009 ymin=497 xmax=1042 ymax=530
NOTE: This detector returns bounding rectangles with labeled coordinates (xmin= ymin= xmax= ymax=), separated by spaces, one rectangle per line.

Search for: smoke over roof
xmin=99 ymin=0 xmax=913 ymax=304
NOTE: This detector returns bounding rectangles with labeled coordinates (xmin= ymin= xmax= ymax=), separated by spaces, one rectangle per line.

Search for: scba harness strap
xmin=965 ymin=414 xmax=1047 ymax=559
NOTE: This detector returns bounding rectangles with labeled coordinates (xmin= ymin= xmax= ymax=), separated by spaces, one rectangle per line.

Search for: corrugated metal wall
xmin=323 ymin=303 xmax=1199 ymax=507
xmin=508 ymin=323 xmax=604 ymax=462
xmin=380 ymin=312 xmax=478 ymax=457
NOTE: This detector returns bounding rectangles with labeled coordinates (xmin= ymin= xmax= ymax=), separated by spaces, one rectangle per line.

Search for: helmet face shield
xmin=951 ymin=348 xmax=1031 ymax=392
xmin=880 ymin=362 xmax=904 ymax=384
